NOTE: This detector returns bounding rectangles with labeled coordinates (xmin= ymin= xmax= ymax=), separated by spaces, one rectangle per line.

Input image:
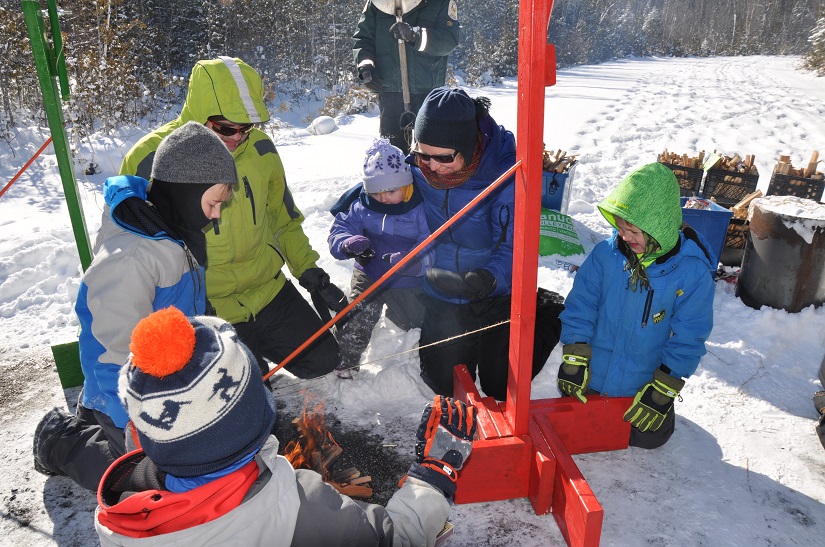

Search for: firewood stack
xmin=658 ymin=149 xmax=705 ymax=169
xmin=543 ymin=149 xmax=577 ymax=173
xmin=773 ymin=151 xmax=823 ymax=180
xmin=707 ymin=152 xmax=758 ymax=176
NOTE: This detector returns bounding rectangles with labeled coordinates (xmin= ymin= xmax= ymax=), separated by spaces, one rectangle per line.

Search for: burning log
xmin=283 ymin=398 xmax=374 ymax=498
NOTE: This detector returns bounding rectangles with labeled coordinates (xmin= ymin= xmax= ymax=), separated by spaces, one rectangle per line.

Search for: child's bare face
xmin=369 ymin=188 xmax=405 ymax=204
xmin=615 ymin=217 xmax=647 ymax=254
xmin=201 ymin=184 xmax=233 ymax=220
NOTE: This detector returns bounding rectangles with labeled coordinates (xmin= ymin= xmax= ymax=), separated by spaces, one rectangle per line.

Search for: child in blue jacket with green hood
xmin=558 ymin=163 xmax=715 ymax=448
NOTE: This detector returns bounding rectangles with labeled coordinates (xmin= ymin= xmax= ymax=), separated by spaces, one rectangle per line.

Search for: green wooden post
xmin=21 ymin=0 xmax=93 ymax=271
xmin=22 ymin=0 xmax=89 ymax=388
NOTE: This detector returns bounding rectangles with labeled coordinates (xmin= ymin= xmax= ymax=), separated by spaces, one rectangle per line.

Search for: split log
xmin=331 ymin=466 xmax=361 ymax=483
xmin=732 ymin=190 xmax=762 ymax=219
xmin=333 ymin=484 xmax=374 ymax=498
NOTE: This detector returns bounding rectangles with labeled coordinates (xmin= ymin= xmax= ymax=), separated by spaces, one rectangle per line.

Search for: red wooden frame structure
xmin=450 ymin=2 xmax=633 ymax=546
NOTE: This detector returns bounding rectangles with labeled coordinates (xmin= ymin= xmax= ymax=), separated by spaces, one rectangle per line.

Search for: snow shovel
xmin=395 ymin=1 xmax=417 ymax=150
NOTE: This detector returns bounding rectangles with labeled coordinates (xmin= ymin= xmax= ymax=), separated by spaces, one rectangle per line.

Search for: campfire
xmin=282 ymin=396 xmax=373 ymax=498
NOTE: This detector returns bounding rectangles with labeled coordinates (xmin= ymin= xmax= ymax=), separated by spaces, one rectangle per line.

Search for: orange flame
xmin=283 ymin=393 xmax=340 ymax=480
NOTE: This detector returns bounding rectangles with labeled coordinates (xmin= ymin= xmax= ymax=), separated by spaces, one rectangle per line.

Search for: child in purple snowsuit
xmin=329 ymin=139 xmax=432 ymax=377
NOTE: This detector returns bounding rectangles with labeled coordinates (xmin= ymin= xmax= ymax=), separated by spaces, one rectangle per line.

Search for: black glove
xmin=390 ymin=21 xmax=421 ymax=44
xmin=426 ymin=268 xmax=497 ymax=301
xmin=382 ymin=252 xmax=422 ymax=276
xmin=298 ymin=267 xmax=348 ymax=313
xmin=403 ymin=396 xmax=476 ymax=500
xmin=358 ymin=66 xmax=382 ymax=93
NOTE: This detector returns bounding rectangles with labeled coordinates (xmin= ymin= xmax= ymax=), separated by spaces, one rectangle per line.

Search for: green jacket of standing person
xmin=353 ymin=0 xmax=460 ymax=94
xmin=353 ymin=0 xmax=461 ymax=153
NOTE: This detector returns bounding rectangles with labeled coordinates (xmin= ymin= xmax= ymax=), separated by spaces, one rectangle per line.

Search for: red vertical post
xmin=506 ymin=0 xmax=555 ymax=435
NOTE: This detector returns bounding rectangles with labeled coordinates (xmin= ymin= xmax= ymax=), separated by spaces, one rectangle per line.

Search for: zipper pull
xmin=243 ymin=176 xmax=257 ymax=225
xmin=641 ymin=290 xmax=654 ymax=328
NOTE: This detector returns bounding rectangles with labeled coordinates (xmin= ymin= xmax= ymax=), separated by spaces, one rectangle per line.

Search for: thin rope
xmin=269 ymin=319 xmax=511 ymax=398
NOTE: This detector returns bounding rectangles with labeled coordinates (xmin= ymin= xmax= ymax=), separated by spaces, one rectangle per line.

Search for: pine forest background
xmin=1 ymin=0 xmax=824 ymax=146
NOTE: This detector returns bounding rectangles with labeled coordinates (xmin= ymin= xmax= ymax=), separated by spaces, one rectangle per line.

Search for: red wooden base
xmin=452 ymin=365 xmax=633 ymax=547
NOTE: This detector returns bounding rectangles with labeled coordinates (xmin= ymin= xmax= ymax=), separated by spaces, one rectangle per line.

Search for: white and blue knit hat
xmin=119 ymin=307 xmax=275 ymax=477
xmin=362 ymin=138 xmax=412 ymax=193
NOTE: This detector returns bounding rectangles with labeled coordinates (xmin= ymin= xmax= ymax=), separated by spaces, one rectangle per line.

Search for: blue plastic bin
xmin=541 ymin=162 xmax=577 ymax=213
xmin=680 ymin=197 xmax=733 ymax=266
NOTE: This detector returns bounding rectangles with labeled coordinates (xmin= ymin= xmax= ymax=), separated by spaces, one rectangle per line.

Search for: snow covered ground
xmin=1 ymin=55 xmax=825 ymax=546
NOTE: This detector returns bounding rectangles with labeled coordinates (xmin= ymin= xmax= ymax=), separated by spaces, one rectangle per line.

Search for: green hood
xmin=179 ymin=57 xmax=270 ymax=125
xmin=598 ymin=163 xmax=682 ymax=260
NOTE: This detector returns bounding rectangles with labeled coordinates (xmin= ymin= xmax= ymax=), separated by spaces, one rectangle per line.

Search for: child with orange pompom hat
xmin=95 ymin=307 xmax=477 ymax=547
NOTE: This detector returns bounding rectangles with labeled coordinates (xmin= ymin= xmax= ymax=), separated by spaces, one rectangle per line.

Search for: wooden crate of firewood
xmin=658 ymin=149 xmax=705 ymax=197
xmin=765 ymin=151 xmax=824 ymax=202
xmin=702 ymin=152 xmax=759 ymax=208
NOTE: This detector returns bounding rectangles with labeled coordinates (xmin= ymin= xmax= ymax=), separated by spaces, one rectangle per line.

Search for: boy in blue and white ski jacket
xmin=33 ymin=122 xmax=237 ymax=491
xmin=77 ymin=174 xmax=209 ymax=430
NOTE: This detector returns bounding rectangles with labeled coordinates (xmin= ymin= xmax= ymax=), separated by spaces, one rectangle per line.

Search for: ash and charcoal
xmin=273 ymin=400 xmax=413 ymax=506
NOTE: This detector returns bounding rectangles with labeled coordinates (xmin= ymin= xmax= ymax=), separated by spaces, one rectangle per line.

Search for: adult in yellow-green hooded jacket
xmin=120 ymin=57 xmax=343 ymax=380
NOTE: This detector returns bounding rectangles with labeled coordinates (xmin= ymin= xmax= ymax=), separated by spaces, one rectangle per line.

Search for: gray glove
xmin=404 ymin=396 xmax=476 ymax=499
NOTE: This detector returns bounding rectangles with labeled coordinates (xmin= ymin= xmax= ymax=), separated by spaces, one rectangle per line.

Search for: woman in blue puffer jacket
xmin=408 ymin=87 xmax=563 ymax=400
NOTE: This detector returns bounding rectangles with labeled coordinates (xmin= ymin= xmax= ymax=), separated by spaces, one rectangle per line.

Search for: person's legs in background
xmin=336 ymin=270 xmax=384 ymax=379
xmin=233 ymin=281 xmax=339 ymax=381
xmin=378 ymin=92 xmax=428 ymax=154
xmin=419 ymin=298 xmax=480 ymax=396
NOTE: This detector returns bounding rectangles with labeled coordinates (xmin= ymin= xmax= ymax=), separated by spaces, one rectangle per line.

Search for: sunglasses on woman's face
xmin=412 ymin=149 xmax=458 ymax=164
xmin=209 ymin=122 xmax=254 ymax=137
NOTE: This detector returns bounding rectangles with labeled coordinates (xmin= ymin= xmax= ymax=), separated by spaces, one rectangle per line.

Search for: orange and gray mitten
xmin=402 ymin=396 xmax=477 ymax=500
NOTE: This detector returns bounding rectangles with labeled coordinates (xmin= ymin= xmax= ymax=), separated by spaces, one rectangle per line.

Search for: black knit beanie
xmin=413 ymin=87 xmax=479 ymax=163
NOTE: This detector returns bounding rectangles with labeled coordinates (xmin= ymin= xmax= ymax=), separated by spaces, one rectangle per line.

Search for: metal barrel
xmin=736 ymin=196 xmax=825 ymax=312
